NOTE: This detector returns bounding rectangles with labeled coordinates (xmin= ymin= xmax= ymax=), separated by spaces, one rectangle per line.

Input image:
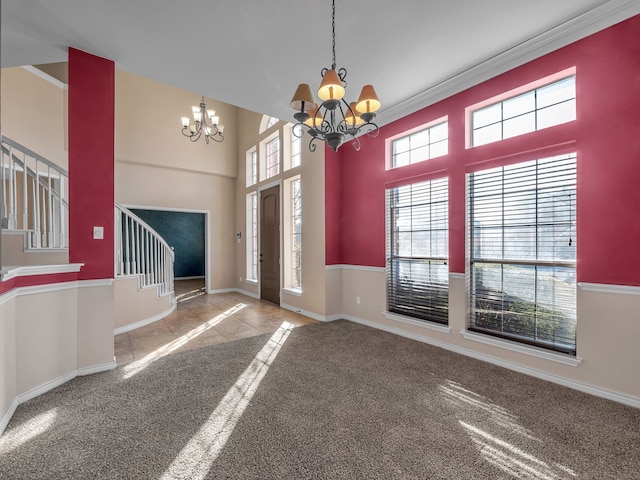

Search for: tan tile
xmin=212 ymin=319 xmax=263 ymax=341
xmin=127 ymin=321 xmax=173 ymax=340
xmin=178 ymin=332 xmax=228 ymax=352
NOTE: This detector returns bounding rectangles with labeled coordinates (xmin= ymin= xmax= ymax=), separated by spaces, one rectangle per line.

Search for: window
xmin=467 ymin=153 xmax=577 ymax=354
xmin=290 ymin=124 xmax=302 ymax=169
xmin=246 ymin=192 xmax=258 ymax=281
xmin=471 ymin=76 xmax=575 ymax=147
xmin=265 ymin=136 xmax=280 ymax=180
xmin=259 ymin=115 xmax=279 ymax=134
xmin=290 ymin=178 xmax=302 ymax=289
xmin=246 ymin=149 xmax=257 ymax=187
xmin=387 ymin=177 xmax=449 ymax=324
xmin=391 ymin=121 xmax=448 ymax=168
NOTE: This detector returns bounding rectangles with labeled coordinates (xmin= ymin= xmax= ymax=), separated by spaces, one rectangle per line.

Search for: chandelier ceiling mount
xmin=289 ymin=0 xmax=381 ymax=152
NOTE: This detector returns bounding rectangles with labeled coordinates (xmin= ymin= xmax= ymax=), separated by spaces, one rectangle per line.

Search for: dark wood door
xmin=260 ymin=186 xmax=280 ymax=305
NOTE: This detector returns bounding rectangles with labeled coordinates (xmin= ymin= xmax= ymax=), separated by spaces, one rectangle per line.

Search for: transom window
xmin=467 ymin=153 xmax=577 ymax=354
xmin=265 ymin=137 xmax=280 ymax=179
xmin=387 ymin=177 xmax=449 ymax=324
xmin=391 ymin=121 xmax=448 ymax=168
xmin=291 ymin=124 xmax=302 ymax=169
xmin=246 ymin=149 xmax=257 ymax=187
xmin=471 ymin=76 xmax=576 ymax=147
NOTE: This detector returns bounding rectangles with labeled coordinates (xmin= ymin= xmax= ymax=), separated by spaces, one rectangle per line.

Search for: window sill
xmin=383 ymin=311 xmax=451 ymax=334
xmin=282 ymin=287 xmax=302 ymax=297
xmin=245 ymin=278 xmax=258 ymax=285
xmin=460 ymin=330 xmax=582 ymax=366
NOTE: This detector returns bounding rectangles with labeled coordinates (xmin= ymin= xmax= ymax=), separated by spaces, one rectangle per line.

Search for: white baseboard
xmin=280 ymin=302 xmax=340 ymax=322
xmin=0 ymin=398 xmax=19 ymax=439
xmin=113 ymin=303 xmax=176 ymax=335
xmin=343 ymin=314 xmax=640 ymax=409
xmin=77 ymin=361 xmax=116 ymax=376
xmin=1 ymin=360 xmax=116 ymax=437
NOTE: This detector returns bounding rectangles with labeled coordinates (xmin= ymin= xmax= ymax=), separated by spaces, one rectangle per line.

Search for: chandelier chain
xmin=331 ymin=0 xmax=336 ymax=70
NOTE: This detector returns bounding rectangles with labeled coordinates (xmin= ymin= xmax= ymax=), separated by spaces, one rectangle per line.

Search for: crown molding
xmin=377 ymin=0 xmax=640 ymax=127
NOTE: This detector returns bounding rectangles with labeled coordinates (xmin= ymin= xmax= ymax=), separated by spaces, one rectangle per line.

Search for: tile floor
xmin=114 ymin=279 xmax=316 ymax=365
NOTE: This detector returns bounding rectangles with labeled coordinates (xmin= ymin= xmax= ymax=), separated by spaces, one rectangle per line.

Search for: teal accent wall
xmin=130 ymin=209 xmax=205 ymax=278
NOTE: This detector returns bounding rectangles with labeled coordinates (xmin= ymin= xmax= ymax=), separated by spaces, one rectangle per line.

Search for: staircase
xmin=1 ymin=135 xmax=174 ymax=302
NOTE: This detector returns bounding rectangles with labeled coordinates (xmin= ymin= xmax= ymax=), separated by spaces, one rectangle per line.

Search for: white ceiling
xmin=2 ymin=0 xmax=640 ymax=125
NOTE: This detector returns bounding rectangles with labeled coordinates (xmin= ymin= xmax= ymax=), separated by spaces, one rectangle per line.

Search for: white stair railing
xmin=115 ymin=204 xmax=175 ymax=297
xmin=0 ymin=135 xmax=68 ymax=249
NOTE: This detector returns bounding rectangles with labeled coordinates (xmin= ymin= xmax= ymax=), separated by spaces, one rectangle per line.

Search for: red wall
xmin=68 ymin=48 xmax=115 ymax=280
xmin=326 ymin=15 xmax=640 ymax=286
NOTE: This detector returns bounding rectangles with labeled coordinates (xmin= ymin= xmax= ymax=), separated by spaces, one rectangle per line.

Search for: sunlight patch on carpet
xmin=0 ymin=408 xmax=58 ymax=453
xmin=460 ymin=421 xmax=576 ymax=479
xmin=122 ymin=303 xmax=247 ymax=379
xmin=160 ymin=321 xmax=294 ymax=480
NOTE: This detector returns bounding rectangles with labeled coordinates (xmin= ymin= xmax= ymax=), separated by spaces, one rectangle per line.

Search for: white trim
xmin=578 ymin=282 xmax=640 ymax=295
xmin=233 ymin=288 xmax=260 ymax=299
xmin=113 ymin=303 xmax=177 ymax=335
xmin=76 ymin=361 xmax=116 ymax=376
xmin=281 ymin=302 xmax=340 ymax=322
xmin=460 ymin=330 xmax=582 ymax=366
xmin=0 ymin=398 xmax=19 ymax=438
xmin=0 ymin=278 xmax=112 ymax=306
xmin=1 ymin=361 xmax=116 ymax=437
xmin=245 ymin=278 xmax=258 ymax=285
xmin=1 ymin=263 xmax=83 ymax=281
xmin=326 ymin=264 xmax=386 ymax=273
xmin=376 ymin=0 xmax=640 ymax=127
xmin=22 ymin=65 xmax=67 ymax=90
xmin=382 ymin=311 xmax=452 ymax=334
xmin=77 ymin=279 xmax=113 ymax=288
xmin=257 ymin=178 xmax=282 ymax=193
xmin=282 ymin=287 xmax=302 ymax=297
xmin=208 ymin=287 xmax=238 ymax=295
xmin=17 ymin=371 xmax=77 ymax=405
xmin=343 ymin=315 xmax=640 ymax=408
xmin=115 ymin=158 xmax=236 ymax=179
xmin=449 ymin=272 xmax=464 ymax=280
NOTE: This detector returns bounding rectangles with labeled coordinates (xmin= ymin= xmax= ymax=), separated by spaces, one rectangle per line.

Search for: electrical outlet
xmin=93 ymin=226 xmax=104 ymax=240
xmin=239 ymin=277 xmax=243 ymax=282
xmin=356 ymin=296 xmax=361 ymax=305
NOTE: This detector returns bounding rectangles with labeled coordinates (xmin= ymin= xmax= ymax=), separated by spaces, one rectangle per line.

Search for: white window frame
xmin=386 ymin=117 xmax=448 ymax=170
xmin=283 ymin=176 xmax=302 ymax=292
xmin=386 ymin=177 xmax=449 ymax=325
xmin=260 ymin=131 xmax=280 ymax=181
xmin=468 ymin=70 xmax=576 ymax=148
xmin=466 ymin=153 xmax=577 ymax=355
xmin=245 ymin=192 xmax=258 ymax=283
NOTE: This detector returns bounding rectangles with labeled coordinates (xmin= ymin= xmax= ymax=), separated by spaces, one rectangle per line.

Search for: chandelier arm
xmin=351 ymin=135 xmax=361 ymax=152
xmin=309 ymin=137 xmax=318 ymax=152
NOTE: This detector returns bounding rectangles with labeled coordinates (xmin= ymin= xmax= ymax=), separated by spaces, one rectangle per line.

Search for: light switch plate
xmin=93 ymin=226 xmax=104 ymax=240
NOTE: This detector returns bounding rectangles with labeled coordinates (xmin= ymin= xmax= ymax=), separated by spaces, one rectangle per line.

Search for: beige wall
xmin=115 ymin=70 xmax=239 ymax=291
xmin=113 ymin=276 xmax=174 ymax=332
xmin=337 ymin=267 xmax=640 ymax=405
xmin=0 ymin=282 xmax=115 ymax=435
xmin=0 ymin=67 xmax=68 ymax=169
xmin=0 ymin=297 xmax=17 ymax=431
xmin=234 ymin=109 xmax=328 ymax=316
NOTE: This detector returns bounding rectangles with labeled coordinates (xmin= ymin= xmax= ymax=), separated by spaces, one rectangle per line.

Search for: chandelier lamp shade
xmin=289 ymin=0 xmax=381 ymax=152
xmin=181 ymin=96 xmax=225 ymax=144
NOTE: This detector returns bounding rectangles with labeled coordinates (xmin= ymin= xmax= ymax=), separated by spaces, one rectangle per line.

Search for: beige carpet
xmin=1 ymin=320 xmax=638 ymax=479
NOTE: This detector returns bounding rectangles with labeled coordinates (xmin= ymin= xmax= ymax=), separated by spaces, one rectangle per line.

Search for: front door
xmin=260 ymin=186 xmax=280 ymax=305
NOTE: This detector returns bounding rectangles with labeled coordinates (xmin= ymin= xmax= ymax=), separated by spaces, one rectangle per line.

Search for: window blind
xmin=387 ymin=178 xmax=449 ymax=324
xmin=468 ymin=153 xmax=577 ymax=354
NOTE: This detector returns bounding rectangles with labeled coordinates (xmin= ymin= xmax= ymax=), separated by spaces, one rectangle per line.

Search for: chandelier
xmin=289 ymin=0 xmax=381 ymax=152
xmin=181 ymin=96 xmax=225 ymax=143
